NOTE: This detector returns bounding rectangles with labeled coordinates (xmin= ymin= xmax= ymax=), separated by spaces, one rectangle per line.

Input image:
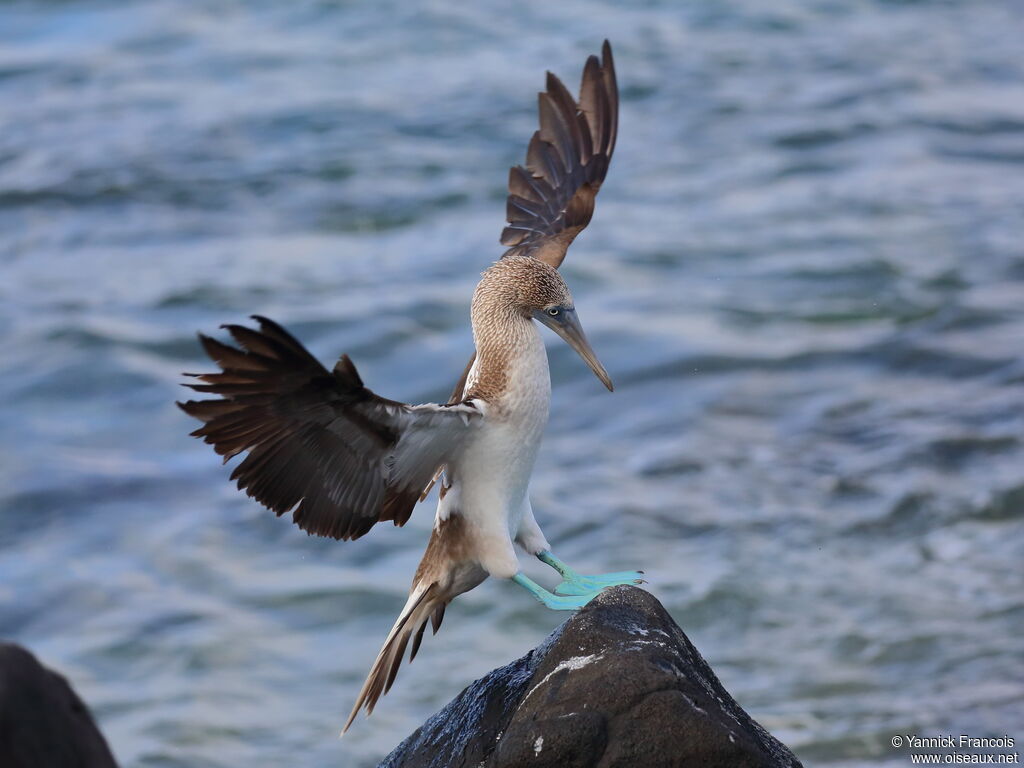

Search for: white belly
xmin=436 ymin=325 xmax=550 ymax=571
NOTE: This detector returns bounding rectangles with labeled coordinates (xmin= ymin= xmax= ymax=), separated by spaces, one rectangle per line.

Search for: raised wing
xmin=500 ymin=40 xmax=618 ymax=267
xmin=178 ymin=316 xmax=480 ymax=540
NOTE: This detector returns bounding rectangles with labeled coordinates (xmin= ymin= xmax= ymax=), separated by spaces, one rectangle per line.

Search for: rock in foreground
xmin=0 ymin=643 xmax=118 ymax=768
xmin=380 ymin=586 xmax=802 ymax=768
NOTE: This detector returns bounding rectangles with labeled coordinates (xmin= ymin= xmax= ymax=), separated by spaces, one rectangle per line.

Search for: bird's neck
xmin=467 ymin=306 xmax=548 ymax=405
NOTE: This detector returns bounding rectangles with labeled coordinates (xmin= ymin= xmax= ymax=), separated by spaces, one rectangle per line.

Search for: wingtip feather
xmin=500 ymin=42 xmax=619 ymax=265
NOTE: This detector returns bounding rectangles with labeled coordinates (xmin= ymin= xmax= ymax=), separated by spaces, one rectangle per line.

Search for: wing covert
xmin=178 ymin=316 xmax=480 ymax=540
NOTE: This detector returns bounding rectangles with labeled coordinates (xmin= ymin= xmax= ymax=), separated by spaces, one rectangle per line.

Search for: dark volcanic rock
xmin=0 ymin=643 xmax=118 ymax=768
xmin=381 ymin=586 xmax=802 ymax=768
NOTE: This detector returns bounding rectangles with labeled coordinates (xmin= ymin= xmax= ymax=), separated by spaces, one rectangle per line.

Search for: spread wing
xmin=178 ymin=316 xmax=480 ymax=541
xmin=500 ymin=40 xmax=618 ymax=267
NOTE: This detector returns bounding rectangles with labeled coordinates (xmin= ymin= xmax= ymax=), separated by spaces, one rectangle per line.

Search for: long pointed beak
xmin=535 ymin=308 xmax=614 ymax=391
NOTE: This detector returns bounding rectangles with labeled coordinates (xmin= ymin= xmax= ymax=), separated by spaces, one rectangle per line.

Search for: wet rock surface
xmin=380 ymin=586 xmax=802 ymax=768
xmin=0 ymin=643 xmax=118 ymax=768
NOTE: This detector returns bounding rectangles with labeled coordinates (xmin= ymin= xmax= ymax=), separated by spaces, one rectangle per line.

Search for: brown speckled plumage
xmin=465 ymin=258 xmax=572 ymax=403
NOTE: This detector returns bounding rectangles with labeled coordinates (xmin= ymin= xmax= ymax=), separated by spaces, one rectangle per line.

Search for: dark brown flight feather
xmin=178 ymin=316 xmax=479 ymax=540
xmin=500 ymin=39 xmax=618 ymax=267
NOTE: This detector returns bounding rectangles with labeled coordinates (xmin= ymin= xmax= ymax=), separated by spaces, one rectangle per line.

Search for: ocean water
xmin=1 ymin=1 xmax=1022 ymax=766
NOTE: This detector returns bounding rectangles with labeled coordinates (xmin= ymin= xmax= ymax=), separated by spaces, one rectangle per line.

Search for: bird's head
xmin=473 ymin=257 xmax=613 ymax=391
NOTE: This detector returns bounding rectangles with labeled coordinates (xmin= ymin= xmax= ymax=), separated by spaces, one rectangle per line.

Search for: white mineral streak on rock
xmin=521 ymin=654 xmax=602 ymax=705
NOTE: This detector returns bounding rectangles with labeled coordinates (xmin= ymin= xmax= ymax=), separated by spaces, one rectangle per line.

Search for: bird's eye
xmin=547 ymin=308 xmax=560 ymax=317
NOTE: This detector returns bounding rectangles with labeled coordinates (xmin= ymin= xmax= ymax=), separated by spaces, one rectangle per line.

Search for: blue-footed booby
xmin=178 ymin=41 xmax=640 ymax=731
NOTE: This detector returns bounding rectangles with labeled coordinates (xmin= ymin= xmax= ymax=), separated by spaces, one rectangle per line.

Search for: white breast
xmin=439 ymin=321 xmax=550 ymax=538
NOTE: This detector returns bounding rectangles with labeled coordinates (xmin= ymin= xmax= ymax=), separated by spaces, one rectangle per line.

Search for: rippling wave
xmin=2 ymin=2 xmax=1022 ymax=766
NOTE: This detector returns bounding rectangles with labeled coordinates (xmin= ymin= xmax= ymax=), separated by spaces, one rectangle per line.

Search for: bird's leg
xmin=512 ymin=573 xmax=602 ymax=610
xmin=536 ymin=550 xmax=645 ymax=596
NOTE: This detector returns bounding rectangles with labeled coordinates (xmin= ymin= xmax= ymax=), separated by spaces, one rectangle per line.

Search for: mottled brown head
xmin=471 ymin=257 xmax=613 ymax=391
xmin=473 ymin=256 xmax=573 ymax=318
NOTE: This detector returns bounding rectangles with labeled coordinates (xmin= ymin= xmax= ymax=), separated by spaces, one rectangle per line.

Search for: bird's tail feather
xmin=342 ymin=581 xmax=446 ymax=734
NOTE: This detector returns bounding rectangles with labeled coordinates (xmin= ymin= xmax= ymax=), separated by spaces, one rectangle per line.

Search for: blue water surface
xmin=1 ymin=2 xmax=1023 ymax=766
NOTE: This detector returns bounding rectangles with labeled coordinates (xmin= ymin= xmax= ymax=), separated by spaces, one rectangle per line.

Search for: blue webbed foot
xmin=512 ymin=573 xmax=603 ymax=611
xmin=553 ymin=570 xmax=646 ymax=596
xmin=535 ymin=550 xmax=645 ymax=596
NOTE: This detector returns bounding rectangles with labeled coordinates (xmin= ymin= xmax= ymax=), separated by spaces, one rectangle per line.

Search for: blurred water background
xmin=2 ymin=1 xmax=1023 ymax=766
